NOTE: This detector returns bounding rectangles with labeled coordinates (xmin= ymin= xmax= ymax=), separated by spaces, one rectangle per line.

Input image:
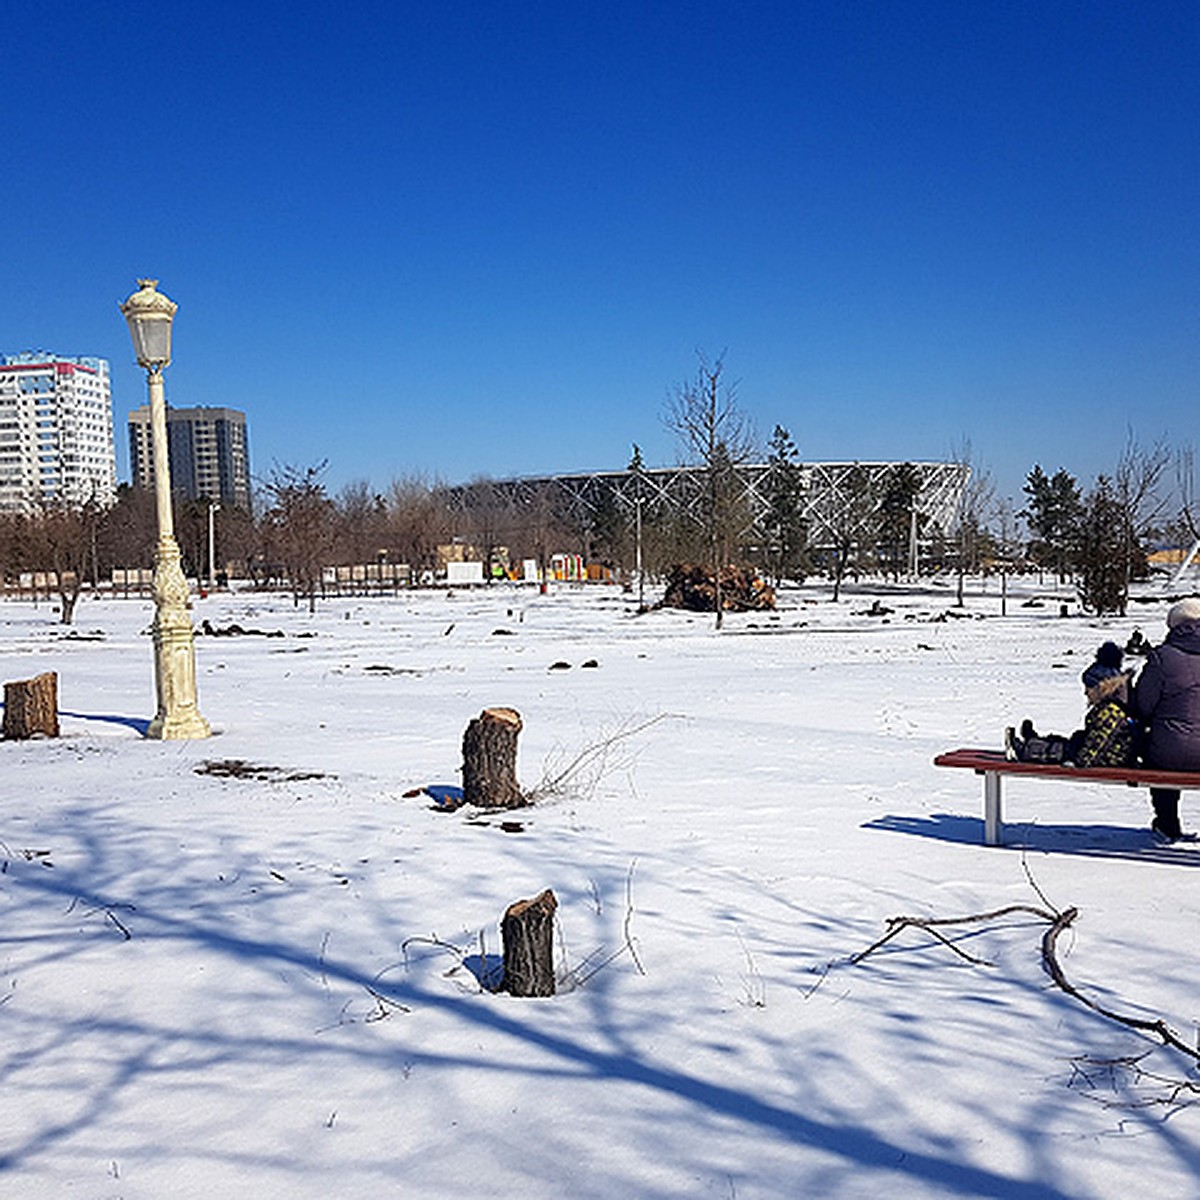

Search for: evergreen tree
xmin=586 ymin=481 xmax=624 ymax=567
xmin=1075 ymin=477 xmax=1132 ymax=615
xmin=762 ymin=425 xmax=808 ymax=585
xmin=878 ymin=463 xmax=922 ymax=579
xmin=827 ymin=464 xmax=874 ymax=601
xmin=1021 ymin=466 xmax=1083 ymax=580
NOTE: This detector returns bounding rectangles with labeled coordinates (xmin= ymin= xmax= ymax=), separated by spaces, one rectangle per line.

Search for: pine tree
xmin=878 ymin=463 xmax=922 ymax=579
xmin=1075 ymin=477 xmax=1130 ymax=615
xmin=762 ymin=425 xmax=808 ymax=585
xmin=1021 ymin=466 xmax=1083 ymax=580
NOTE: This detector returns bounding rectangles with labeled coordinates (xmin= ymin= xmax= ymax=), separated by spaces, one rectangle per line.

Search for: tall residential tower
xmin=128 ymin=405 xmax=251 ymax=511
xmin=0 ymin=353 xmax=117 ymax=512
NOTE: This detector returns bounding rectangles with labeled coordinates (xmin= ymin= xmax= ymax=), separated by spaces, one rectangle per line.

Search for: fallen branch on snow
xmin=851 ymin=898 xmax=1200 ymax=1066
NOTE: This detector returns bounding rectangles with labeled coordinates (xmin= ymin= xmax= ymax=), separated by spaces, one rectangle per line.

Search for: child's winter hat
xmin=1167 ymin=597 xmax=1200 ymax=629
xmin=1082 ymin=642 xmax=1123 ymax=690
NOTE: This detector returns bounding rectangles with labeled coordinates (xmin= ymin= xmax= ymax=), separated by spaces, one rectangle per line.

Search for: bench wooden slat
xmin=934 ymin=748 xmax=1200 ymax=790
xmin=933 ymin=748 xmax=1200 ymax=846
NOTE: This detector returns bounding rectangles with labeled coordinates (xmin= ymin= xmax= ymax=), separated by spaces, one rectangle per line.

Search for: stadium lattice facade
xmin=446 ymin=461 xmax=969 ymax=552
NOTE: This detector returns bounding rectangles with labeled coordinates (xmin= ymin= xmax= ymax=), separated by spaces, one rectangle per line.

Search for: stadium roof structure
xmin=446 ymin=461 xmax=970 ymax=550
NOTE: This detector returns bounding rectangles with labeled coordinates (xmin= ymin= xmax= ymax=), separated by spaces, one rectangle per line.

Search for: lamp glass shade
xmin=120 ymin=279 xmax=177 ymax=369
xmin=127 ymin=313 xmax=173 ymax=368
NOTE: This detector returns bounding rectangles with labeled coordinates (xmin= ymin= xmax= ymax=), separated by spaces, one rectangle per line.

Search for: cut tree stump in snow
xmin=462 ymin=706 xmax=525 ymax=808
xmin=3 ymin=671 xmax=59 ymax=740
xmin=502 ymin=889 xmax=557 ymax=996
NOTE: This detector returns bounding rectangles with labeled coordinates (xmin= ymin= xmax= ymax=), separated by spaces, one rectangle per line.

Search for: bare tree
xmin=207 ymin=500 xmax=256 ymax=583
xmin=950 ymin=442 xmax=996 ymax=606
xmin=260 ymin=461 xmax=336 ymax=612
xmin=1112 ymin=435 xmax=1171 ymax=611
xmin=458 ymin=476 xmax=515 ymax=582
xmin=387 ymin=474 xmax=452 ymax=579
xmin=664 ymin=352 xmax=756 ymax=628
xmin=15 ymin=498 xmax=95 ymax=624
xmin=334 ymin=479 xmax=389 ymax=566
xmin=96 ymin=484 xmax=156 ymax=580
xmin=507 ymin=479 xmax=571 ymax=583
xmin=1176 ymin=447 xmax=1198 ymax=544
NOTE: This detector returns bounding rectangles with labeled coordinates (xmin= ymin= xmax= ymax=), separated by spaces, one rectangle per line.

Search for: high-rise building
xmin=128 ymin=405 xmax=251 ymax=512
xmin=0 ymin=353 xmax=117 ymax=512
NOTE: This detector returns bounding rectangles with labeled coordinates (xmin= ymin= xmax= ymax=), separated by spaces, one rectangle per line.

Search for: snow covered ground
xmin=2 ymin=577 xmax=1199 ymax=1198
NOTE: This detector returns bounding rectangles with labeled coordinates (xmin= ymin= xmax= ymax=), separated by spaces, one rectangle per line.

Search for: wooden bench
xmin=933 ymin=748 xmax=1200 ymax=845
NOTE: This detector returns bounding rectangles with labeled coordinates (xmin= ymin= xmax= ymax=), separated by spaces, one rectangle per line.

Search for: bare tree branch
xmin=850 ymin=898 xmax=1200 ymax=1067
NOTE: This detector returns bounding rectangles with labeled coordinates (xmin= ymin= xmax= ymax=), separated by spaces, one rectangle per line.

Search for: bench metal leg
xmin=984 ymin=771 xmax=1003 ymax=845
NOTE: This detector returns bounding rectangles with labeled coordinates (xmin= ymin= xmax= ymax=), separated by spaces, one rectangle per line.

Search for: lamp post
xmin=207 ymin=500 xmax=221 ymax=590
xmin=120 ymin=279 xmax=211 ymax=739
xmin=635 ymin=494 xmax=644 ymax=610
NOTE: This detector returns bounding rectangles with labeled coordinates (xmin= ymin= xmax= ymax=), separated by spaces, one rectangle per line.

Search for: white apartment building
xmin=0 ymin=354 xmax=117 ymax=512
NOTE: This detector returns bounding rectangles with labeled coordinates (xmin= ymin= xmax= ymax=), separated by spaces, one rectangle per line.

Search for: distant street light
xmin=208 ymin=500 xmax=221 ymax=590
xmin=120 ymin=279 xmax=210 ymax=739
xmin=636 ymin=495 xmax=644 ymax=610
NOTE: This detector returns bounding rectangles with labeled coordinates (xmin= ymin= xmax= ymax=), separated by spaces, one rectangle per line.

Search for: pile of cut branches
xmin=658 ymin=563 xmax=775 ymax=613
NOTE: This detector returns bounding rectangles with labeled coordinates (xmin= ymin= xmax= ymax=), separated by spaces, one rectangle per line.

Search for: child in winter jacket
xmin=1072 ymin=642 xmax=1137 ymax=767
xmin=1006 ymin=641 xmax=1136 ymax=766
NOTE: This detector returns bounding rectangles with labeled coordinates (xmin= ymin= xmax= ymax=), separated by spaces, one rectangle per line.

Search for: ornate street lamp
xmin=120 ymin=279 xmax=210 ymax=739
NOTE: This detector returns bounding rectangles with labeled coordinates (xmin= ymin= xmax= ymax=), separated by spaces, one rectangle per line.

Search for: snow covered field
xmin=2 ymin=578 xmax=1198 ymax=1199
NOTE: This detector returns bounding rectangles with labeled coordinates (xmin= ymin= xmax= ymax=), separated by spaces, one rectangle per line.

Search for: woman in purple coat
xmin=1133 ymin=596 xmax=1200 ymax=840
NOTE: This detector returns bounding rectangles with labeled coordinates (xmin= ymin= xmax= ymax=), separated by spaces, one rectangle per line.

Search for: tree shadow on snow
xmin=0 ymin=798 xmax=1189 ymax=1198
xmin=866 ymin=812 xmax=1200 ymax=866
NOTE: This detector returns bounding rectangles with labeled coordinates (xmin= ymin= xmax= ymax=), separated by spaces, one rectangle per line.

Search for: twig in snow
xmin=736 ymin=928 xmax=766 ymax=1008
xmin=66 ymin=896 xmax=136 ymax=940
xmin=363 ymin=986 xmax=411 ymax=1019
xmin=105 ymin=910 xmax=132 ymax=940
xmin=1066 ymin=1052 xmax=1200 ymax=1111
xmin=566 ymin=859 xmax=645 ymax=986
xmin=528 ymin=713 xmax=673 ymax=802
xmin=400 ymin=934 xmax=467 ymax=969
xmin=624 ymin=859 xmax=646 ymax=976
xmin=318 ymin=931 xmax=332 ymax=995
xmin=1020 ymin=851 xmax=1061 ymax=916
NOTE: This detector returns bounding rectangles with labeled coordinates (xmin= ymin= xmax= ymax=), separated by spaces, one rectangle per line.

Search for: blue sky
xmin=4 ymin=1 xmax=1196 ymax=509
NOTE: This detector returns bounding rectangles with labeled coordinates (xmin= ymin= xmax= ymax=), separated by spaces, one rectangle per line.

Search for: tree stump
xmin=501 ymin=889 xmax=557 ymax=996
xmin=3 ymin=672 xmax=59 ymax=740
xmin=462 ymin=706 xmax=525 ymax=808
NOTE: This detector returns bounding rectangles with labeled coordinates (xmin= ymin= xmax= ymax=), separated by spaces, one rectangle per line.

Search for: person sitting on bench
xmin=1132 ymin=597 xmax=1200 ymax=842
xmin=1005 ymin=641 xmax=1137 ymax=768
